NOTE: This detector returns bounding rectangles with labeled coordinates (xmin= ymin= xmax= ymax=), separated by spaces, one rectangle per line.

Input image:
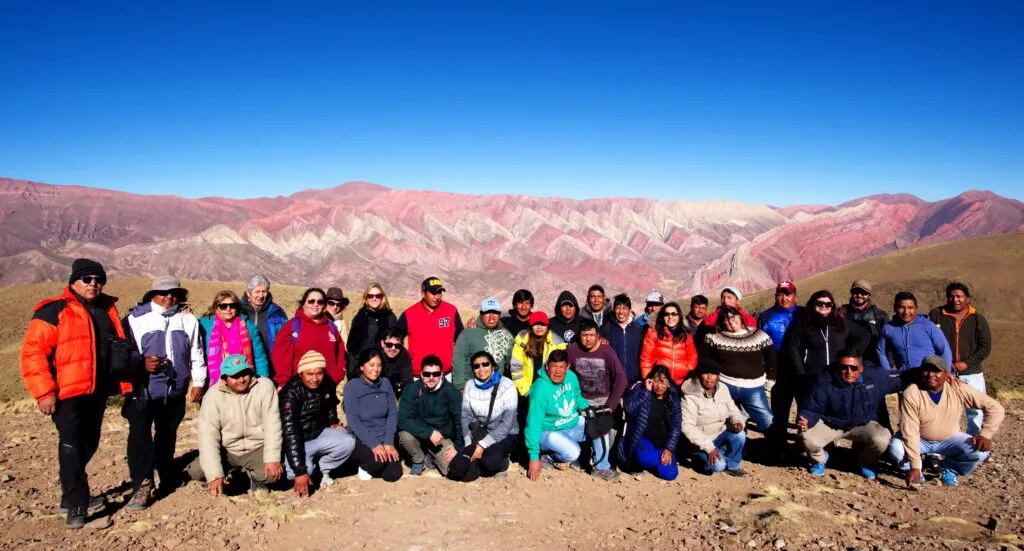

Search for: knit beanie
xmin=297 ymin=350 xmax=327 ymax=374
xmin=69 ymin=258 xmax=107 ymax=285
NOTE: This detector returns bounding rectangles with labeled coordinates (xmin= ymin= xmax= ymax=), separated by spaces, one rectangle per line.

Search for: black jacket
xmin=381 ymin=347 xmax=414 ymax=399
xmin=347 ymin=307 xmax=398 ymax=358
xmin=786 ymin=317 xmax=870 ymax=378
xmin=279 ymin=376 xmax=340 ymax=476
xmin=549 ymin=290 xmax=582 ymax=344
xmin=839 ymin=303 xmax=888 ymax=365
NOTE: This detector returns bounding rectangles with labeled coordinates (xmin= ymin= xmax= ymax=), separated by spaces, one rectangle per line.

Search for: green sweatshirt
xmin=525 ymin=368 xmax=590 ymax=460
xmin=451 ymin=317 xmax=516 ymax=391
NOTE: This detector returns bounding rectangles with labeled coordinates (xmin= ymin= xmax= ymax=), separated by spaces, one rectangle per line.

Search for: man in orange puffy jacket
xmin=20 ymin=259 xmax=132 ymax=529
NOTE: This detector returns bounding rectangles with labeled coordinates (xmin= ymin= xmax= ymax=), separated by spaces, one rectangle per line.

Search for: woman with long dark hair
xmin=701 ymin=305 xmax=776 ymax=432
xmin=271 ymin=288 xmax=347 ymax=387
xmin=639 ymin=302 xmax=698 ymax=385
xmin=618 ymin=365 xmax=681 ymax=480
xmin=785 ymin=290 xmax=869 ymax=403
xmin=344 ymin=348 xmax=403 ymax=482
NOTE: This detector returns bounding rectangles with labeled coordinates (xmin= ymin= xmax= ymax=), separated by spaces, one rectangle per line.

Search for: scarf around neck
xmin=474 ymin=370 xmax=502 ymax=390
xmin=208 ymin=316 xmax=254 ymax=381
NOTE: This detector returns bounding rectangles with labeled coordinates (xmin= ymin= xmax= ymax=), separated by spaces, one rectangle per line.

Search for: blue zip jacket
xmin=877 ymin=315 xmax=953 ymax=372
xmin=758 ymin=304 xmax=800 ymax=352
xmin=602 ymin=321 xmax=644 ymax=386
xmin=799 ymin=367 xmax=902 ymax=430
xmin=617 ymin=380 xmax=681 ymax=464
xmin=344 ymin=376 xmax=398 ymax=448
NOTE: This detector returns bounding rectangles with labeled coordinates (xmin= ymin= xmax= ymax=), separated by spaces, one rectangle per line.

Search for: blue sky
xmin=1 ymin=1 xmax=1021 ymax=205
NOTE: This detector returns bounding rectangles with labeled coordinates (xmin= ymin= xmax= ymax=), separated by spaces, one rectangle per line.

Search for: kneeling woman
xmin=344 ymin=348 xmax=403 ymax=482
xmin=617 ymin=365 xmax=681 ymax=480
xmin=447 ymin=351 xmax=519 ymax=482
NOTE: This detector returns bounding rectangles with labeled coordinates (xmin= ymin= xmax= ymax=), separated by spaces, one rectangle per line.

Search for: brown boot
xmin=126 ymin=479 xmax=152 ymax=511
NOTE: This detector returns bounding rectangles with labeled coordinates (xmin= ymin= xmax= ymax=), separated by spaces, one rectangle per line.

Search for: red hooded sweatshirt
xmin=272 ymin=309 xmax=347 ymax=386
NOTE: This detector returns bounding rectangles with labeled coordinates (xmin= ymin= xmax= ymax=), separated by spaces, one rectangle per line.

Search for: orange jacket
xmin=639 ymin=328 xmax=699 ymax=385
xmin=21 ymin=287 xmax=132 ymax=401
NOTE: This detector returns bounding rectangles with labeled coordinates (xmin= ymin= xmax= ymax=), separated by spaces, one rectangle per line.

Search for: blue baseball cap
xmin=220 ymin=354 xmax=255 ymax=378
xmin=479 ymin=297 xmax=501 ymax=313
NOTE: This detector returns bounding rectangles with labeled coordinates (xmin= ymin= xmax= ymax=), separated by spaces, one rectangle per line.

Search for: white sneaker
xmin=357 ymin=467 xmax=372 ymax=481
xmin=321 ymin=473 xmax=335 ymax=487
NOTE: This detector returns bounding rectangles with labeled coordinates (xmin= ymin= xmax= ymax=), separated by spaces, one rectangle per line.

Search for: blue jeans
xmin=632 ymin=437 xmax=678 ymax=480
xmin=887 ymin=432 xmax=988 ymax=476
xmin=693 ymin=430 xmax=746 ymax=472
xmin=723 ymin=382 xmax=773 ymax=432
xmin=540 ymin=417 xmax=586 ymax=463
xmin=959 ymin=373 xmax=986 ymax=436
xmin=284 ymin=427 xmax=356 ymax=479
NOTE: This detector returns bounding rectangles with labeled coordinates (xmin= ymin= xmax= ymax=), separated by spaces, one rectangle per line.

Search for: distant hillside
xmin=744 ymin=232 xmax=1024 ymax=385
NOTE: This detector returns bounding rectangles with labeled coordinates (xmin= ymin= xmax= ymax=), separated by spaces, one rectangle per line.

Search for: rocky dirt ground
xmin=1 ymin=397 xmax=1022 ymax=551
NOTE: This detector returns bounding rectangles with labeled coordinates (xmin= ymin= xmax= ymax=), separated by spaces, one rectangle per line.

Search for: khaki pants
xmin=398 ymin=431 xmax=455 ymax=475
xmin=186 ymin=447 xmax=269 ymax=484
xmin=802 ymin=420 xmax=891 ymax=466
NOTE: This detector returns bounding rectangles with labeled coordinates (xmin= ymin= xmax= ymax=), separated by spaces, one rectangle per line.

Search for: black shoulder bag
xmin=468 ymin=385 xmax=500 ymax=443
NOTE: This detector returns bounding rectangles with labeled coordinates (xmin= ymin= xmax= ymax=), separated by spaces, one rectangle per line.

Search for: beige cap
xmin=850 ymin=279 xmax=872 ymax=293
xmin=297 ymin=350 xmax=327 ymax=374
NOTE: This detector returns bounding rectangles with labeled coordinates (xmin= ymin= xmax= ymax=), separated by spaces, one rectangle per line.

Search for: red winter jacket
xmin=639 ymin=328 xmax=699 ymax=385
xmin=271 ymin=309 xmax=347 ymax=387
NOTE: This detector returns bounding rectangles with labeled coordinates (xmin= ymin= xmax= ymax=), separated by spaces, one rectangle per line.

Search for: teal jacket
xmin=197 ymin=314 xmax=270 ymax=379
xmin=525 ymin=368 xmax=590 ymax=460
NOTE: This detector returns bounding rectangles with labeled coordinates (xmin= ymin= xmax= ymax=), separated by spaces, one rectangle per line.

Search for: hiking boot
xmin=592 ymin=468 xmax=620 ymax=481
xmin=126 ymin=479 xmax=153 ymax=511
xmin=860 ymin=466 xmax=878 ymax=480
xmin=409 ymin=462 xmax=425 ymax=476
xmin=65 ymin=506 xmax=87 ymax=530
xmin=59 ymin=495 xmax=105 ymax=515
xmin=939 ymin=468 xmax=959 ymax=487
xmin=726 ymin=467 xmax=749 ymax=478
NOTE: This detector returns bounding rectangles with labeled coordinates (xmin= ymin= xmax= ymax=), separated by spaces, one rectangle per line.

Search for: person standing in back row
xmin=580 ymin=284 xmax=613 ymax=333
xmin=398 ymin=276 xmax=464 ymax=377
xmin=929 ymin=283 xmax=992 ymax=436
xmin=21 ymin=259 xmax=133 ymax=529
xmin=838 ymin=280 xmax=888 ymax=366
xmin=878 ymin=292 xmax=952 ymax=373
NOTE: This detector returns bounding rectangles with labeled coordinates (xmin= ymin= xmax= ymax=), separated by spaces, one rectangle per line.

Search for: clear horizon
xmin=1 ymin=2 xmax=1021 ymax=204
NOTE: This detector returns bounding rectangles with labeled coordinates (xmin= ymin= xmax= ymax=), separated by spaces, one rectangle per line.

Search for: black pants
xmin=768 ymin=374 xmax=811 ymax=445
xmin=52 ymin=393 xmax=107 ymax=509
xmin=351 ymin=441 xmax=403 ymax=482
xmin=447 ymin=435 xmax=515 ymax=482
xmin=122 ymin=394 xmax=186 ymax=489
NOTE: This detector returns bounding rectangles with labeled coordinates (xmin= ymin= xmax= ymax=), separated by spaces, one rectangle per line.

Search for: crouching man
xmin=797 ymin=350 xmax=901 ymax=480
xmin=888 ymin=355 xmax=1005 ymax=487
xmin=280 ymin=351 xmax=356 ymax=496
xmin=185 ymin=355 xmax=283 ymax=495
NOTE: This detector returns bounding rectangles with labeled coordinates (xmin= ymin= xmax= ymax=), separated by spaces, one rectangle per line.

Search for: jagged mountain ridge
xmin=1 ymin=177 xmax=1021 ymax=305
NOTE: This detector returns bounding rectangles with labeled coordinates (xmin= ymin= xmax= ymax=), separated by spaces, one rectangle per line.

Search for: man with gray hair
xmin=239 ymin=274 xmax=288 ymax=358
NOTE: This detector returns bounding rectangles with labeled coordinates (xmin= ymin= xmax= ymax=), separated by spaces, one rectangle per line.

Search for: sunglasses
xmin=663 ymin=311 xmax=680 ymax=317
xmin=383 ymin=342 xmax=401 ymax=349
xmin=838 ymin=364 xmax=861 ymax=372
xmin=217 ymin=302 xmax=240 ymax=310
xmin=326 ymin=300 xmax=345 ymax=307
xmin=472 ymin=361 xmax=492 ymax=369
xmin=851 ymin=290 xmax=871 ymax=296
xmin=305 ymin=298 xmax=326 ymax=305
xmin=79 ymin=275 xmax=106 ymax=285
xmin=815 ymin=301 xmax=834 ymax=308
xmin=421 ymin=371 xmax=443 ymax=378
xmin=366 ymin=293 xmax=383 ymax=299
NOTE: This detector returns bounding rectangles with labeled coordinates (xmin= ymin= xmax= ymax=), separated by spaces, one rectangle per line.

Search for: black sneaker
xmin=65 ymin=506 xmax=87 ymax=530
xmin=59 ymin=495 xmax=105 ymax=514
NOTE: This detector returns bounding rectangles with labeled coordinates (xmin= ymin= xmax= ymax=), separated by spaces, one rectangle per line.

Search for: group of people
xmin=21 ymin=259 xmax=1005 ymax=530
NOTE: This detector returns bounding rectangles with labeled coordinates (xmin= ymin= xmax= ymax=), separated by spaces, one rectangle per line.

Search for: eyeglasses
xmin=421 ymin=371 xmax=443 ymax=378
xmin=326 ymin=300 xmax=344 ymax=307
xmin=366 ymin=293 xmax=383 ymax=299
xmin=472 ymin=361 xmax=492 ymax=369
xmin=305 ymin=298 xmax=326 ymax=305
xmin=79 ymin=275 xmax=105 ymax=285
xmin=838 ymin=364 xmax=861 ymax=372
xmin=382 ymin=342 xmax=401 ymax=349
xmin=814 ymin=301 xmax=834 ymax=309
xmin=217 ymin=302 xmax=240 ymax=310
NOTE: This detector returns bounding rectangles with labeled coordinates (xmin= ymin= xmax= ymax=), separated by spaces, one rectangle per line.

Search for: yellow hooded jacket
xmin=509 ymin=329 xmax=567 ymax=396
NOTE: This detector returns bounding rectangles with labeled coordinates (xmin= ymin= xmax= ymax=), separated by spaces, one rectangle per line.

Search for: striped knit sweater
xmin=702 ymin=328 xmax=777 ymax=385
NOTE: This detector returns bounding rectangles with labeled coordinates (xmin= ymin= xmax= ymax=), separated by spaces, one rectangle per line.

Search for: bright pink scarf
xmin=208 ymin=317 xmax=254 ymax=381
